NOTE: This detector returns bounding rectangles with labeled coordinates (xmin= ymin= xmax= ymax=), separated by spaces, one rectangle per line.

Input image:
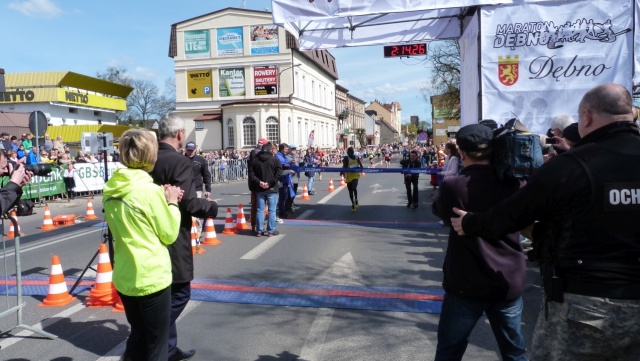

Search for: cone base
xmin=301 ymin=196 xmax=311 ymax=200
xmin=85 ymin=215 xmax=98 ymax=220
xmin=235 ymin=224 xmax=251 ymax=231
xmin=87 ymin=288 xmax=117 ymax=307
xmin=222 ymin=229 xmax=236 ymax=235
xmin=40 ymin=225 xmax=56 ymax=230
xmin=40 ymin=294 xmax=75 ymax=307
xmin=202 ymin=238 xmax=221 ymax=246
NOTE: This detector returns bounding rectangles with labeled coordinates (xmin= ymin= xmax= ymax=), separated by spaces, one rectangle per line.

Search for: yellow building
xmin=431 ymin=95 xmax=460 ymax=146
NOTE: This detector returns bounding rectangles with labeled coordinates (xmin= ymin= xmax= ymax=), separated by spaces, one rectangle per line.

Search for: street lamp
xmin=277 ymin=64 xmax=301 ymax=124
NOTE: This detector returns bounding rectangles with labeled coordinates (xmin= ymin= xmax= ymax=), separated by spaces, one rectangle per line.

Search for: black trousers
xmin=168 ymin=282 xmax=191 ymax=357
xmin=405 ymin=177 xmax=419 ymax=204
xmin=119 ymin=286 xmax=171 ymax=361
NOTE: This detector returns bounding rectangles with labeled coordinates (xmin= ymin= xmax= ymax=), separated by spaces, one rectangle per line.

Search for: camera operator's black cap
xmin=457 ymin=124 xmax=493 ymax=152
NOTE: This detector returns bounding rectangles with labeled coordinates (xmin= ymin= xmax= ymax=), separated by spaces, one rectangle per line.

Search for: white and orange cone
xmin=40 ymin=205 xmax=56 ymax=231
xmin=202 ymin=218 xmax=221 ymax=246
xmin=40 ymin=255 xmax=75 ymax=307
xmin=222 ymin=208 xmax=236 ymax=235
xmin=301 ymin=183 xmax=311 ymax=200
xmin=85 ymin=199 xmax=98 ymax=220
xmin=235 ymin=204 xmax=251 ymax=231
xmin=328 ymin=178 xmax=335 ymax=192
xmin=339 ymin=175 xmax=346 ymax=187
xmin=87 ymin=244 xmax=117 ymax=307
xmin=6 ymin=210 xmax=22 ymax=238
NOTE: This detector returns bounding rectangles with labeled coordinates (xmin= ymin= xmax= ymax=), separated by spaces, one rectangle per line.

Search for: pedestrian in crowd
xmin=43 ymin=133 xmax=54 ymax=153
xmin=53 ymin=135 xmax=65 ymax=153
xmin=248 ymin=138 xmax=269 ymax=232
xmin=0 ymin=150 xmax=32 ymax=213
xmin=150 ymin=114 xmax=218 ymax=361
xmin=184 ymin=141 xmax=212 ymax=239
xmin=25 ymin=148 xmax=40 ymax=165
xmin=342 ymin=146 xmax=363 ymax=212
xmin=103 ymin=129 xmax=182 ymax=361
xmin=303 ymin=148 xmax=318 ymax=195
xmin=276 ymin=143 xmax=293 ymax=220
xmin=75 ymin=151 xmax=88 ymax=163
xmin=63 ymin=162 xmax=76 ymax=200
xmin=439 ymin=143 xmax=460 ymax=180
xmin=451 ymin=83 xmax=640 ymax=360
xmin=22 ymin=133 xmax=33 ymax=151
xmin=401 ymin=150 xmax=421 ymax=209
xmin=286 ymin=145 xmax=300 ymax=213
xmin=0 ymin=132 xmax=13 ymax=154
xmin=249 ymin=142 xmax=283 ymax=237
xmin=433 ymin=124 xmax=526 ymax=361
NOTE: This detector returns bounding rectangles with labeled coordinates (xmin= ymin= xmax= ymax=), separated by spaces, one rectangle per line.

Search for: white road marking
xmin=240 ymin=234 xmax=285 ymax=260
xmin=317 ymin=186 xmax=344 ymax=204
xmin=0 ymin=228 xmax=103 ymax=259
xmin=0 ymin=303 xmax=86 ymax=350
xmin=300 ymin=253 xmax=364 ymax=360
xmin=297 ymin=210 xmax=315 ymax=220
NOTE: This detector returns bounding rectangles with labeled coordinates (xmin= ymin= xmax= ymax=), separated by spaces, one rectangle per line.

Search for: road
xmin=0 ymin=168 xmax=543 ymax=361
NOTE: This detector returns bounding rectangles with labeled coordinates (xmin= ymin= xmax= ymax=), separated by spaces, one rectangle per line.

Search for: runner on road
xmin=342 ymin=146 xmax=363 ymax=212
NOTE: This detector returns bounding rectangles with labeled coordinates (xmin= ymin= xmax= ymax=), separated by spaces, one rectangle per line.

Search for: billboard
xmin=184 ymin=30 xmax=210 ymax=59
xmin=216 ymin=27 xmax=244 ymax=57
xmin=480 ymin=0 xmax=634 ymax=133
xmin=250 ymin=25 xmax=279 ymax=55
xmin=254 ymin=66 xmax=278 ymax=95
xmin=187 ymin=70 xmax=213 ymax=99
xmin=219 ymin=68 xmax=246 ymax=97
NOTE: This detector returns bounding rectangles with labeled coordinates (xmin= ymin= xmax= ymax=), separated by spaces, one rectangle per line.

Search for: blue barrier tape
xmin=291 ymin=166 xmax=439 ymax=174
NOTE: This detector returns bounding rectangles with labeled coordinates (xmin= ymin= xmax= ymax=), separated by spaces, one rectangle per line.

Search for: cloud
xmin=8 ymin=0 xmax=62 ymax=18
xmin=133 ymin=66 xmax=158 ymax=81
xmin=362 ymin=82 xmax=410 ymax=99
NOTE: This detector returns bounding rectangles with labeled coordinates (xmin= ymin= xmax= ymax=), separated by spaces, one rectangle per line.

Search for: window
xmin=302 ymin=75 xmax=306 ymax=100
xmin=265 ymin=116 xmax=279 ymax=143
xmin=94 ymin=110 xmax=102 ymax=116
xmin=311 ymin=80 xmax=315 ymax=104
xmin=69 ymin=108 xmax=78 ymax=114
xmin=288 ymin=117 xmax=292 ymax=145
xmin=242 ymin=117 xmax=256 ymax=147
xmin=227 ymin=118 xmax=235 ymax=148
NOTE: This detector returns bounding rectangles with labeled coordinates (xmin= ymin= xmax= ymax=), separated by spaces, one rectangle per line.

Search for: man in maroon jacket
xmin=432 ymin=124 xmax=526 ymax=361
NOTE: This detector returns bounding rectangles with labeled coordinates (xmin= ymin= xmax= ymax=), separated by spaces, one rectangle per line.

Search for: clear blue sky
xmin=1 ymin=0 xmax=433 ymax=123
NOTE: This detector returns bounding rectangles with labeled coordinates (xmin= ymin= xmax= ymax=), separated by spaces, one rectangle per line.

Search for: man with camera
xmin=451 ymin=83 xmax=640 ymax=360
xmin=400 ymin=150 xmax=421 ymax=209
xmin=0 ymin=151 xmax=33 ymax=214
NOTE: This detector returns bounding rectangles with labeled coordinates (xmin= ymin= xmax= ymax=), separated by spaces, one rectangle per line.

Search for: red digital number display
xmin=383 ymin=43 xmax=427 ymax=58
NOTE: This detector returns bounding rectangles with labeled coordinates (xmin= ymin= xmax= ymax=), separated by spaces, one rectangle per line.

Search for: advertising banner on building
xmin=254 ymin=66 xmax=278 ymax=95
xmin=217 ymin=27 xmax=244 ymax=57
xmin=219 ymin=68 xmax=246 ymax=97
xmin=186 ymin=70 xmax=213 ymax=99
xmin=250 ymin=25 xmax=279 ymax=55
xmin=480 ymin=0 xmax=634 ymax=133
xmin=184 ymin=30 xmax=210 ymax=59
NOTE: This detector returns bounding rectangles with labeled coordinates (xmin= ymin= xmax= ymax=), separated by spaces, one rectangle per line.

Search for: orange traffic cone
xmin=40 ymin=255 xmax=75 ymax=307
xmin=191 ymin=219 xmax=205 ymax=254
xmin=87 ymin=244 xmax=117 ymax=307
xmin=113 ymin=294 xmax=125 ymax=313
xmin=301 ymin=183 xmax=311 ymax=200
xmin=222 ymin=208 xmax=236 ymax=235
xmin=40 ymin=205 xmax=56 ymax=230
xmin=235 ymin=204 xmax=251 ymax=231
xmin=85 ymin=199 xmax=98 ymax=220
xmin=339 ymin=175 xmax=346 ymax=187
xmin=328 ymin=178 xmax=335 ymax=192
xmin=6 ymin=210 xmax=22 ymax=238
xmin=202 ymin=218 xmax=221 ymax=246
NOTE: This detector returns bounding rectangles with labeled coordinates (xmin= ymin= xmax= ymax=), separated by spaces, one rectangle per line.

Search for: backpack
xmin=492 ymin=118 xmax=544 ymax=180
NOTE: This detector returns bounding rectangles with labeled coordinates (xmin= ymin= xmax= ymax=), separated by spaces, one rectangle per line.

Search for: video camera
xmin=7 ymin=160 xmax=54 ymax=177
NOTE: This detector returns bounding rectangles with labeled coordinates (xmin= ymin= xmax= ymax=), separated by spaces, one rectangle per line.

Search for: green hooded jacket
xmin=103 ymin=168 xmax=180 ymax=296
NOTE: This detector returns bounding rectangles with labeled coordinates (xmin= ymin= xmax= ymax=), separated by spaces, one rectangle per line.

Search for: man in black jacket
xmin=432 ymin=124 xmax=525 ymax=361
xmin=150 ymin=114 xmax=218 ymax=361
xmin=184 ymin=141 xmax=212 ymax=239
xmin=249 ymin=142 xmax=282 ymax=237
xmin=451 ymin=83 xmax=640 ymax=360
xmin=248 ymin=138 xmax=268 ymax=232
xmin=0 ymin=151 xmax=32 ymax=213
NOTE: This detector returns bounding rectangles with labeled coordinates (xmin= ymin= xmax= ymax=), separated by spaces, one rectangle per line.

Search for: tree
xmin=155 ymin=77 xmax=176 ymax=119
xmin=96 ymin=66 xmax=134 ymax=123
xmin=354 ymin=128 xmax=367 ymax=148
xmin=420 ymin=40 xmax=461 ymax=118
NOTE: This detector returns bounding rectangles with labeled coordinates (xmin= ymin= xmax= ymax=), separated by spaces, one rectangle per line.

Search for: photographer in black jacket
xmin=0 ymin=151 xmax=33 ymax=214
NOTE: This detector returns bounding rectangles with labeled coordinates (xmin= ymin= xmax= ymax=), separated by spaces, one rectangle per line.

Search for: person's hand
xmin=164 ymin=185 xmax=182 ymax=204
xmin=203 ymin=191 xmax=211 ymax=199
xmin=451 ymin=207 xmax=467 ymax=236
xmin=552 ymin=137 xmax=570 ymax=152
xmin=8 ymin=162 xmax=26 ymax=186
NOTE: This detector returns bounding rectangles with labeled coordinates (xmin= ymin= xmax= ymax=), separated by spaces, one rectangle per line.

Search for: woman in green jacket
xmin=103 ymin=129 xmax=182 ymax=361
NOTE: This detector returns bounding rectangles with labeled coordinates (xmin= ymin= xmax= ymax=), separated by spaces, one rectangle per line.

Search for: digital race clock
xmin=383 ymin=43 xmax=427 ymax=58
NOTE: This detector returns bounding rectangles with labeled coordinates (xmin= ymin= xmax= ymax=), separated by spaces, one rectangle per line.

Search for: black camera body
xmin=7 ymin=160 xmax=54 ymax=177
xmin=545 ymin=128 xmax=556 ymax=144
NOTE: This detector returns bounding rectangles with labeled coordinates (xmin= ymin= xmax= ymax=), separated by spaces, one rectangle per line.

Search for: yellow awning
xmin=46 ymin=125 xmax=148 ymax=143
xmin=5 ymin=71 xmax=133 ymax=99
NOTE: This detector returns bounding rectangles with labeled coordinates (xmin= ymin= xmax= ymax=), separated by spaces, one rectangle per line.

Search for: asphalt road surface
xmin=0 ymin=169 xmax=543 ymax=361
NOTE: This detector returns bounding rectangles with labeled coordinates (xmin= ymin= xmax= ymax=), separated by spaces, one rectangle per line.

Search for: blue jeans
xmin=435 ymin=293 xmax=526 ymax=361
xmin=256 ymin=191 xmax=277 ymax=234
xmin=307 ymin=175 xmax=315 ymax=192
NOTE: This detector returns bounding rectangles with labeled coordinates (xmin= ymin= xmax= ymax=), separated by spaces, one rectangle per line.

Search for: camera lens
xmin=24 ymin=164 xmax=54 ymax=177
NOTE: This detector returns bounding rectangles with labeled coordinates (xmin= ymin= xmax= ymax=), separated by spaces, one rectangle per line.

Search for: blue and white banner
xmin=217 ymin=27 xmax=244 ymax=57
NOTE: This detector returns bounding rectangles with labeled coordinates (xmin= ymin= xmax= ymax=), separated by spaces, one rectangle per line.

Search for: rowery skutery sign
xmin=254 ymin=66 xmax=277 ymax=95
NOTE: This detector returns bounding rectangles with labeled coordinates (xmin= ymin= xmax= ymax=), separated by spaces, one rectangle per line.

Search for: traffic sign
xmin=29 ymin=111 xmax=48 ymax=135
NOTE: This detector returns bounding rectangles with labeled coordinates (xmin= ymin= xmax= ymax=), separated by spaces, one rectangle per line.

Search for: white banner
xmin=480 ymin=0 xmax=634 ymax=133
xmin=73 ymin=162 xmax=126 ymax=192
xmin=460 ymin=12 xmax=481 ymax=126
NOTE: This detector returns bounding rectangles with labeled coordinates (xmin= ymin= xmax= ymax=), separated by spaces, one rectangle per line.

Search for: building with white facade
xmin=168 ymin=8 xmax=338 ymax=150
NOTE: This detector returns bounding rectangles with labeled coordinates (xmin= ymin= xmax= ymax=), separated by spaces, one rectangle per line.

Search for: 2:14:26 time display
xmin=383 ymin=43 xmax=427 ymax=58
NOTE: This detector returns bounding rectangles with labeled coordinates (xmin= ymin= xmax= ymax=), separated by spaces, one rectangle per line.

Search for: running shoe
xmin=411 ymin=203 xmax=418 ymax=209
xmin=276 ymin=217 xmax=284 ymax=224
xmin=355 ymin=200 xmax=359 ymax=209
xmin=407 ymin=203 xmax=412 ymax=208
xmin=352 ymin=204 xmax=356 ymax=212
xmin=268 ymin=231 xmax=280 ymax=236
